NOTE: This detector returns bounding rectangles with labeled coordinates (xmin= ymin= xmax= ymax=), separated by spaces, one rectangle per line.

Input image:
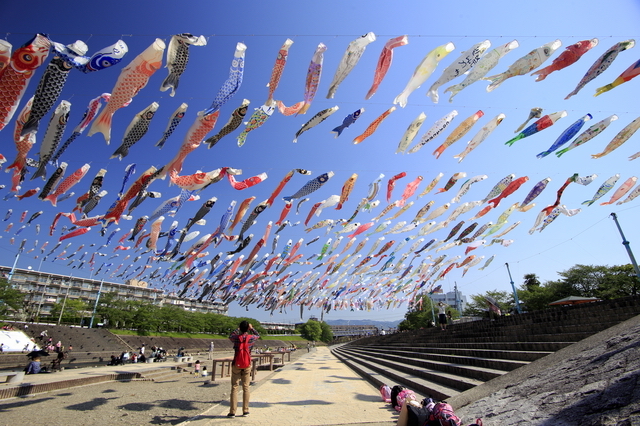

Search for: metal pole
xmin=428 ymin=295 xmax=436 ymax=326
xmin=7 ymin=251 xmax=21 ymax=284
xmin=57 ymin=285 xmax=70 ymax=326
xmin=505 ymin=263 xmax=522 ymax=314
xmin=35 ymin=282 xmax=48 ymax=319
xmin=89 ymin=279 xmax=104 ymax=328
xmin=610 ymin=213 xmax=640 ymax=279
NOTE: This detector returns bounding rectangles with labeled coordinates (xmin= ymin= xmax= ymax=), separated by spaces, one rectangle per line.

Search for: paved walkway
xmin=0 ymin=347 xmax=398 ymax=425
xmin=181 ymin=346 xmax=397 ymax=426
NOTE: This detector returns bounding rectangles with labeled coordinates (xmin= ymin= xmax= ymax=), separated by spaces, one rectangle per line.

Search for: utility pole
xmin=505 ymin=263 xmax=522 ymax=314
xmin=610 ymin=213 xmax=640 ymax=280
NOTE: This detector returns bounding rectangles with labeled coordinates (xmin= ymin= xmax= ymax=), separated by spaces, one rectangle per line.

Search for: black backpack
xmin=407 ymin=404 xmax=432 ymax=426
xmin=390 ymin=385 xmax=405 ymax=408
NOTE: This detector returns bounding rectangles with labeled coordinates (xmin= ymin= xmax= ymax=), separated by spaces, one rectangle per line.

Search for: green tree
xmin=463 ymin=290 xmax=511 ymax=317
xmin=319 ymin=321 xmax=333 ymax=343
xmin=518 ymin=264 xmax=640 ymax=311
xmin=50 ymin=299 xmax=88 ymax=325
xmin=0 ymin=278 xmax=24 ymax=318
xmin=398 ymin=294 xmax=450 ymax=330
xmin=299 ymin=319 xmax=322 ymax=341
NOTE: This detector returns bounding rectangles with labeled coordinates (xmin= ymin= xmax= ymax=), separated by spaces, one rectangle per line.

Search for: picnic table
xmin=263 ymin=350 xmax=292 ymax=363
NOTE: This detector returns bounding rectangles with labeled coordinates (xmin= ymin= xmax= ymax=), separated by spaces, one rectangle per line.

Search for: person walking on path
xmin=208 ymin=341 xmax=214 ymax=360
xmin=438 ymin=302 xmax=448 ymax=330
xmin=228 ymin=321 xmax=260 ymax=417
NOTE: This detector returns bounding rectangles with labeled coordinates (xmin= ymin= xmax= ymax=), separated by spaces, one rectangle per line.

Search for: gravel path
xmin=0 ymin=350 xmax=308 ymax=426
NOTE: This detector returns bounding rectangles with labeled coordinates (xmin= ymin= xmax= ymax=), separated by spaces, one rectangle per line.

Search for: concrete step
xmin=337 ymin=346 xmax=504 ymax=384
xmin=350 ymin=347 xmax=531 ymax=371
xmin=333 ymin=348 xmax=461 ymax=401
xmin=360 ymin=345 xmax=552 ymax=362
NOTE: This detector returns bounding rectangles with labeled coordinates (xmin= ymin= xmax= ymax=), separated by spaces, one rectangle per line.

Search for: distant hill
xmin=325 ymin=319 xmax=401 ymax=329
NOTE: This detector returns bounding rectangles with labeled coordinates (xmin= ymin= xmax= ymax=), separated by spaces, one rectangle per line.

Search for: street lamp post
xmin=505 ymin=263 xmax=522 ymax=314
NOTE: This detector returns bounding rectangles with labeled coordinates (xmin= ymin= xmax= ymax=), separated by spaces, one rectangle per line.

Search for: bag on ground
xmin=233 ymin=334 xmax=252 ymax=369
xmin=380 ymin=384 xmax=392 ymax=403
xmin=407 ymin=403 xmax=432 ymax=426
xmin=395 ymin=389 xmax=417 ymax=412
xmin=427 ymin=402 xmax=461 ymax=426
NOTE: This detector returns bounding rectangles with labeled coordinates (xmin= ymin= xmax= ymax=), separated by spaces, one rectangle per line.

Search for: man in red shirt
xmin=228 ymin=321 xmax=260 ymax=417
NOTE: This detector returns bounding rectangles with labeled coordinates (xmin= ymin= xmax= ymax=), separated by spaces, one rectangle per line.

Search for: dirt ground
xmin=0 ymin=350 xmax=308 ymax=426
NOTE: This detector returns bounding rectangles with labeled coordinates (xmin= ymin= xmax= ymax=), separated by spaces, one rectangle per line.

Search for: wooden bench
xmin=0 ymin=371 xmax=25 ymax=384
xmin=210 ymin=357 xmax=258 ymax=382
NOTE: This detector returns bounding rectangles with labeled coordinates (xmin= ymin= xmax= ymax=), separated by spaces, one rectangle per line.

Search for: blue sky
xmin=1 ymin=0 xmax=640 ymax=324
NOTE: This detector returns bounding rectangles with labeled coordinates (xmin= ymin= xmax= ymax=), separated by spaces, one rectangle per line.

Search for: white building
xmin=1 ymin=266 xmax=228 ymax=322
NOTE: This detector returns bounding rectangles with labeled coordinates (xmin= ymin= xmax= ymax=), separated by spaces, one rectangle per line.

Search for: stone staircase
xmin=332 ymin=296 xmax=640 ymax=401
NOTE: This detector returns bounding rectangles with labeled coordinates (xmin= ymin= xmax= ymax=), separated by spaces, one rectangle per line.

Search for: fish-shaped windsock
xmin=556 ymin=115 xmax=618 ymax=157
xmin=482 ymin=174 xmax=515 ymax=202
xmin=437 ymin=173 xmax=466 ymax=194
xmin=206 ymin=99 xmax=249 ymax=149
xmin=407 ymin=110 xmax=458 ymax=154
xmin=79 ymin=40 xmax=128 ymax=73
xmin=518 ymin=177 xmax=551 ymax=212
xmin=44 ymin=163 xmax=90 ymax=207
xmin=434 ymin=110 xmax=484 ymax=159
xmin=332 ymin=108 xmax=364 ymax=138
xmin=366 ymin=35 xmax=408 ymax=100
xmin=582 ymin=174 xmax=619 ymax=206
xmin=207 ymin=42 xmax=246 ymax=114
xmin=111 ymin=102 xmax=159 ymax=160
xmin=592 ymin=116 xmax=640 ymax=159
xmin=537 ymin=114 xmax=592 ymax=158
xmin=617 ymin=185 xmax=640 ymax=205
xmin=487 ymin=176 xmax=529 ymax=208
xmin=293 ymin=106 xmax=339 ymax=143
xmin=21 ymin=40 xmax=88 ymax=137
xmin=396 ymin=112 xmax=426 ymax=154
xmin=531 ymin=39 xmax=598 ymax=82
xmin=514 ymin=108 xmax=543 ymax=134
xmin=50 ymin=93 xmax=111 ymax=164
xmin=595 ymin=58 xmax=640 ymax=97
xmin=277 ymin=43 xmax=327 ymax=116
xmin=237 ymin=104 xmax=274 ymax=147
xmin=160 ymin=34 xmax=207 ymax=97
xmin=266 ymin=39 xmax=294 ymax=106
xmin=88 ymin=38 xmax=165 ymax=143
xmin=427 ymin=40 xmax=491 ymax=103
xmin=505 ymin=111 xmax=567 ymax=147
xmin=0 ymin=34 xmax=51 ymax=131
xmin=566 ymin=39 xmax=635 ymax=99
xmin=337 ymin=173 xmax=358 ymax=210
xmin=156 ymin=103 xmax=188 ymax=149
xmin=394 ymin=42 xmax=455 ymax=108
xmin=31 ymin=100 xmax=71 ymax=181
xmin=39 ymin=162 xmax=67 ymax=200
xmin=353 ymin=107 xmax=396 ymax=144
xmin=326 ymin=32 xmax=376 ymax=99
xmin=452 ymin=175 xmax=487 ymax=203
xmin=484 ymin=39 xmax=561 ymax=92
xmin=283 ymin=172 xmax=334 ymax=202
xmin=445 ymin=40 xmax=519 ymax=102
xmin=0 ymin=40 xmax=12 ymax=78
xmin=600 ymin=176 xmax=637 ymax=205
